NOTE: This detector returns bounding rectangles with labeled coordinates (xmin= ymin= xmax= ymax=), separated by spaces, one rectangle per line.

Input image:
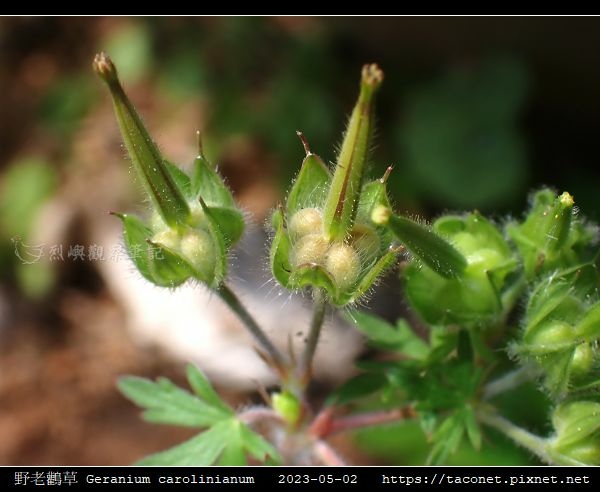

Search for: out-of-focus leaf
xmin=400 ymin=57 xmax=529 ymax=209
xmin=120 ymin=371 xmax=280 ymax=465
xmin=326 ymin=373 xmax=389 ymax=406
xmin=103 ymin=23 xmax=152 ymax=83
xmin=0 ymin=158 xmax=57 ymax=238
xmin=118 ymin=375 xmax=229 ymax=428
xmin=349 ymin=311 xmax=429 ymax=360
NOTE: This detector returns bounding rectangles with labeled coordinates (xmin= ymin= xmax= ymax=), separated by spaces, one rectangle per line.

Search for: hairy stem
xmin=238 ymin=406 xmax=284 ymax=426
xmin=297 ymin=290 xmax=328 ymax=386
xmin=477 ymin=407 xmax=552 ymax=464
xmin=483 ymin=366 xmax=537 ymax=400
xmin=216 ymin=284 xmax=288 ymax=371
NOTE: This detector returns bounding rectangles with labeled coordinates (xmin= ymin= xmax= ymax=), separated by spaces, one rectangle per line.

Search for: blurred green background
xmin=1 ymin=16 xmax=599 ymax=465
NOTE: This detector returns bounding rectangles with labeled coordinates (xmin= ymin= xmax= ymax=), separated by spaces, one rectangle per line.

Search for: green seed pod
xmin=507 ymin=188 xmax=598 ymax=279
xmin=514 ymin=264 xmax=600 ymax=398
xmin=96 ymin=53 xmax=244 ymax=289
xmin=403 ymin=212 xmax=516 ymax=326
xmin=549 ymin=401 xmax=600 ymax=465
xmin=93 ymin=53 xmax=190 ymax=228
xmin=570 ymin=343 xmax=594 ymax=378
xmin=269 ymin=69 xmax=397 ymax=306
xmin=322 ymin=64 xmax=383 ymax=241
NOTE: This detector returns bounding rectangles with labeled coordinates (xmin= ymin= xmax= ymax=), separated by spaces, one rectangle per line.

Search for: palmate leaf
xmin=426 ymin=406 xmax=481 ymax=465
xmin=119 ymin=365 xmax=281 ymax=465
xmin=137 ymin=419 xmax=281 ymax=466
xmin=118 ymin=374 xmax=230 ymax=428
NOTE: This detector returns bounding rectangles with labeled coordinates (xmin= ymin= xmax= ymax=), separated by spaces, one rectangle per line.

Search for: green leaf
xmin=118 ymin=376 xmax=229 ymax=428
xmin=326 ymin=372 xmax=388 ymax=406
xmin=427 ymin=412 xmax=465 ymax=465
xmin=137 ymin=419 xmax=280 ymax=466
xmin=540 ymin=350 xmax=574 ymax=397
xmin=217 ymin=439 xmax=247 ymax=466
xmin=138 ymin=421 xmax=232 ymax=465
xmin=286 ymin=151 xmax=331 ymax=215
xmin=113 ymin=213 xmax=153 ymax=280
xmin=389 ymin=214 xmax=467 ymax=279
xmin=464 ymin=406 xmax=482 ymax=451
xmin=121 ymin=371 xmax=280 ymax=466
xmin=238 ymin=423 xmax=282 ymax=464
xmin=186 ymin=365 xmax=232 ymax=414
xmin=349 ymin=311 xmax=429 ymax=360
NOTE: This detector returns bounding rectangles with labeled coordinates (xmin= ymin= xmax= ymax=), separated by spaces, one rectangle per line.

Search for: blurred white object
xmin=98 ymin=222 xmax=362 ymax=389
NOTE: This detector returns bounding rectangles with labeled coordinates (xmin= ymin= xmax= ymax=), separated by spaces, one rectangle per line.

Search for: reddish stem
xmin=310 ymin=407 xmax=416 ymax=439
